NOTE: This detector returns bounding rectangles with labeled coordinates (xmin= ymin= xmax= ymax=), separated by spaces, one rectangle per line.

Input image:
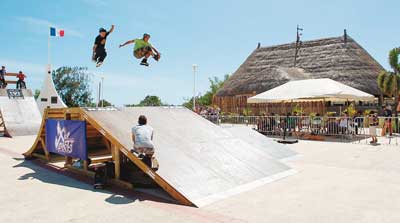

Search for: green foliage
xmin=52 ymin=66 xmax=93 ymax=107
xmin=343 ymin=103 xmax=356 ymax=117
xmin=389 ymin=48 xmax=400 ymax=73
xmin=98 ymin=99 xmax=112 ymax=107
xmin=242 ymin=107 xmax=252 ymax=116
xmin=377 ymin=71 xmax=387 ymax=93
xmin=377 ymin=47 xmax=400 ymax=115
xmin=292 ymin=103 xmax=304 ymax=115
xmin=127 ymin=95 xmax=164 ymax=107
xmin=183 ymin=74 xmax=230 ymax=109
xmin=34 ymin=89 xmax=40 ymax=100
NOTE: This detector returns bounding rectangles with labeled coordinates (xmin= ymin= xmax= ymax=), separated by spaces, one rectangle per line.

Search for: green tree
xmin=98 ymin=99 xmax=113 ymax=107
xmin=377 ymin=47 xmax=400 ymax=114
xmin=52 ymin=66 xmax=93 ymax=107
xmin=126 ymin=95 xmax=164 ymax=107
xmin=183 ymin=74 xmax=230 ymax=109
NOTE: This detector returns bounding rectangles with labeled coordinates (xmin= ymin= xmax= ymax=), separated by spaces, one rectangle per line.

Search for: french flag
xmin=50 ymin=27 xmax=65 ymax=37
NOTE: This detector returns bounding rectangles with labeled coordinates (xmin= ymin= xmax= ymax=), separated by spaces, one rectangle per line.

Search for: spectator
xmin=339 ymin=112 xmax=349 ymax=134
xmin=368 ymin=111 xmax=379 ymax=144
xmin=16 ymin=71 xmax=26 ymax=89
xmin=381 ymin=105 xmax=393 ymax=136
xmin=0 ymin=66 xmax=6 ymax=88
xmin=354 ymin=111 xmax=363 ymax=135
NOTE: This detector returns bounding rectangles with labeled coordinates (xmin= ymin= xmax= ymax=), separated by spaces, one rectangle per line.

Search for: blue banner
xmin=46 ymin=119 xmax=87 ymax=160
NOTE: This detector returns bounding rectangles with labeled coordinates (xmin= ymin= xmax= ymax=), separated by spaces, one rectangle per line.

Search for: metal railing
xmin=203 ymin=115 xmax=400 ymax=145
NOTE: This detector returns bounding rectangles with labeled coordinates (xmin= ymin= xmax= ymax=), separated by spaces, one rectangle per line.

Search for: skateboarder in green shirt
xmin=119 ymin=33 xmax=160 ymax=66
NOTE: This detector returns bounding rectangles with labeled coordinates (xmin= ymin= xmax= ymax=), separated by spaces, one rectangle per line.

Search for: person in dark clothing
xmin=0 ymin=66 xmax=7 ymax=88
xmin=382 ymin=105 xmax=393 ymax=136
xmin=92 ymin=25 xmax=115 ymax=67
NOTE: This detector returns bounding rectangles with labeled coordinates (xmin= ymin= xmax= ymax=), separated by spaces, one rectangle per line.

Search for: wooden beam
xmin=112 ymin=145 xmax=121 ymax=179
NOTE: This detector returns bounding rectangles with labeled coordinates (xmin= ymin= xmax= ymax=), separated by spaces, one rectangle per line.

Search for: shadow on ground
xmin=12 ymin=160 xmax=167 ymax=205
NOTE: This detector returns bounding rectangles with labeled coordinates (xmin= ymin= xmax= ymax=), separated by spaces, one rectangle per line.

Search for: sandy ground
xmin=0 ymin=135 xmax=399 ymax=223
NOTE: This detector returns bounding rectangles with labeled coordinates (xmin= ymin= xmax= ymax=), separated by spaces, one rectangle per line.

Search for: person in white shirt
xmin=131 ymin=115 xmax=155 ymax=166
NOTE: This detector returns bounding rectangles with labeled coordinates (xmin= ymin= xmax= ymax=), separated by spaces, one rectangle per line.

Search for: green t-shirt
xmin=134 ymin=39 xmax=152 ymax=51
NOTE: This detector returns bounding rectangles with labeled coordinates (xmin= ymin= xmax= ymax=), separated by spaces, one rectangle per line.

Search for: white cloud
xmin=15 ymin=16 xmax=83 ymax=38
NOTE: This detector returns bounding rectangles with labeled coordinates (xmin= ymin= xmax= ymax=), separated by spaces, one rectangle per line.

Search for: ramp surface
xmin=0 ymin=89 xmax=41 ymax=136
xmin=220 ymin=124 xmax=298 ymax=160
xmin=86 ymin=107 xmax=295 ymax=207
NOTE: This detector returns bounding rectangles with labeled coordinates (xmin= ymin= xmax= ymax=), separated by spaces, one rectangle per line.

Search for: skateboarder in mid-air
xmin=119 ymin=33 xmax=160 ymax=66
xmin=92 ymin=25 xmax=115 ymax=67
xmin=131 ymin=115 xmax=158 ymax=170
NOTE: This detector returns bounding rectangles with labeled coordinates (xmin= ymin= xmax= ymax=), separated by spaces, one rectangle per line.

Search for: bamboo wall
xmin=213 ymin=95 xmax=326 ymax=115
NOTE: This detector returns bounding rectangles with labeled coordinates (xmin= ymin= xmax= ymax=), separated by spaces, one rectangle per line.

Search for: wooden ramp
xmin=25 ymin=107 xmax=296 ymax=207
xmin=0 ymin=89 xmax=41 ymax=137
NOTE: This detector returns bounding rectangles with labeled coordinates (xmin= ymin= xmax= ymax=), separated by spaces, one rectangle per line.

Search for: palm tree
xmin=377 ymin=47 xmax=400 ymax=115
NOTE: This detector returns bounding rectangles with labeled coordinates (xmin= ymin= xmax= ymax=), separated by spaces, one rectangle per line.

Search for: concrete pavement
xmin=1 ymin=136 xmax=399 ymax=223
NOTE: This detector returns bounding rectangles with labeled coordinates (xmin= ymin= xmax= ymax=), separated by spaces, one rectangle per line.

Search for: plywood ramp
xmin=85 ymin=107 xmax=295 ymax=207
xmin=25 ymin=107 xmax=296 ymax=207
xmin=0 ymin=89 xmax=41 ymax=137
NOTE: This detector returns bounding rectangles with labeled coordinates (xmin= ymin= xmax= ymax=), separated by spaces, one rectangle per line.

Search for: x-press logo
xmin=54 ymin=121 xmax=75 ymax=154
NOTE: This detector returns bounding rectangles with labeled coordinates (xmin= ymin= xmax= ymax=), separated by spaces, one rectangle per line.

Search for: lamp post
xmin=192 ymin=64 xmax=198 ymax=111
xmin=89 ymin=73 xmax=105 ymax=108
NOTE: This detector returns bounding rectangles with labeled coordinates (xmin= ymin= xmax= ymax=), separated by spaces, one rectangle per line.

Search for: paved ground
xmin=1 ymin=135 xmax=399 ymax=223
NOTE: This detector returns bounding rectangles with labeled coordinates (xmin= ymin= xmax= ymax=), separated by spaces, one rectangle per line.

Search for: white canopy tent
xmin=247 ymin=78 xmax=375 ymax=104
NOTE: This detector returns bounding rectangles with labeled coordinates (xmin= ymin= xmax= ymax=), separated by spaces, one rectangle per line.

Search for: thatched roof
xmin=216 ymin=35 xmax=384 ymax=97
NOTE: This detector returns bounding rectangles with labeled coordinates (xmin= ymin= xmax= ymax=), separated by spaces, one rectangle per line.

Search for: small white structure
xmin=247 ymin=78 xmax=375 ymax=103
xmin=36 ymin=72 xmax=67 ymax=114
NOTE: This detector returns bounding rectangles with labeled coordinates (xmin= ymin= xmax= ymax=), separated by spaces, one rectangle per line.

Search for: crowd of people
xmin=0 ymin=65 xmax=27 ymax=89
xmin=200 ymin=105 xmax=397 ymax=145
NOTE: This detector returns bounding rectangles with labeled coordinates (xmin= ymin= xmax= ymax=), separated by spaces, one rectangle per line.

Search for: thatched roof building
xmin=214 ymin=34 xmax=384 ymax=114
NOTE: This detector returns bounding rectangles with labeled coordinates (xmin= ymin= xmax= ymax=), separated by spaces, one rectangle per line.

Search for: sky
xmin=1 ymin=0 xmax=399 ymax=106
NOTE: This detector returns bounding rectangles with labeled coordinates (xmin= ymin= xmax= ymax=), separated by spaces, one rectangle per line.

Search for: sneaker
xmin=96 ymin=61 xmax=103 ymax=67
xmin=153 ymin=54 xmax=160 ymax=61
xmin=140 ymin=59 xmax=149 ymax=66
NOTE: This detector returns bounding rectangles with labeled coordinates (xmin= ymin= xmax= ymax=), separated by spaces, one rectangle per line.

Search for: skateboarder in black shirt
xmin=92 ymin=25 xmax=115 ymax=67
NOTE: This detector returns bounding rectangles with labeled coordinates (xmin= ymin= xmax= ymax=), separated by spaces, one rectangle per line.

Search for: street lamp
xmin=192 ymin=64 xmax=198 ymax=111
xmin=89 ymin=73 xmax=105 ymax=108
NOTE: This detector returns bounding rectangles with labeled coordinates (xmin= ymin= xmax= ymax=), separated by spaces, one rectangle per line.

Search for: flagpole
xmin=48 ymin=26 xmax=51 ymax=73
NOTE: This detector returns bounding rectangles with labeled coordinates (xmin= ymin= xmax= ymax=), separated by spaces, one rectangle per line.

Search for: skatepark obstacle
xmin=0 ymin=89 xmax=41 ymax=137
xmin=24 ymin=107 xmax=296 ymax=207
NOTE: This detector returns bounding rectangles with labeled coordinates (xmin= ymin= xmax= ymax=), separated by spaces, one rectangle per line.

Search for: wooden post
xmin=112 ymin=145 xmax=121 ymax=179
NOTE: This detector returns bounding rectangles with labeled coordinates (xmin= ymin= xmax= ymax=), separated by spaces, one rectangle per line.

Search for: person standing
xmin=0 ymin=66 xmax=7 ymax=88
xmin=92 ymin=25 xmax=115 ymax=67
xmin=381 ymin=105 xmax=393 ymax=136
xmin=368 ymin=111 xmax=379 ymax=144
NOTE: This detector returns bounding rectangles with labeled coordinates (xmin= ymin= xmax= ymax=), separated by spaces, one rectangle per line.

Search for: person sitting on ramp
xmin=131 ymin=115 xmax=158 ymax=170
xmin=92 ymin=25 xmax=115 ymax=67
xmin=16 ymin=71 xmax=26 ymax=89
xmin=119 ymin=33 xmax=160 ymax=66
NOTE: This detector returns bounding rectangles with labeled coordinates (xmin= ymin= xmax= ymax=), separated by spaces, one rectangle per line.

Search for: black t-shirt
xmin=94 ymin=32 xmax=110 ymax=51
xmin=384 ymin=108 xmax=392 ymax=117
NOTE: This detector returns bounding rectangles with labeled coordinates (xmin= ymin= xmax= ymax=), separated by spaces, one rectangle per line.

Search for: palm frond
xmin=377 ymin=71 xmax=387 ymax=90
xmin=389 ymin=48 xmax=400 ymax=73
